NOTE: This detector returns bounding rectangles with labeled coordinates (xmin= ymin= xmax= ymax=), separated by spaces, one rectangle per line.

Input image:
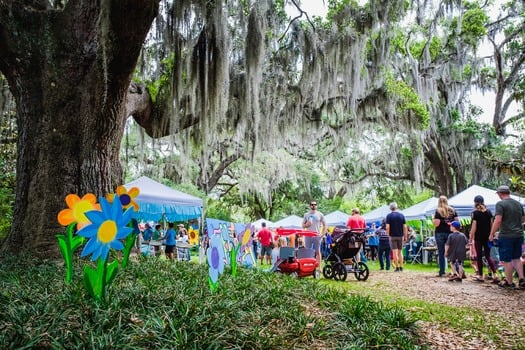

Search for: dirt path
xmin=351 ymin=270 xmax=524 ymax=349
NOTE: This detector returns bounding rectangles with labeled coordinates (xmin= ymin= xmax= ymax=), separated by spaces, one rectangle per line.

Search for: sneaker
xmin=394 ymin=267 xmax=400 ymax=272
xmin=519 ymin=278 xmax=525 ymax=290
xmin=399 ymin=267 xmax=403 ymax=272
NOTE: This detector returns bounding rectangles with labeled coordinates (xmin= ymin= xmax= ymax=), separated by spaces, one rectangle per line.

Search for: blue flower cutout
xmin=77 ymin=197 xmax=134 ymax=261
xmin=207 ymin=233 xmax=226 ymax=283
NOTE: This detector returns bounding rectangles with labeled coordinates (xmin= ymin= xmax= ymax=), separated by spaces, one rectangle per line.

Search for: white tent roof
xmin=362 ymin=205 xmax=391 ymax=224
xmin=251 ymin=218 xmax=274 ymax=230
xmin=325 ymin=210 xmax=350 ymax=227
xmin=401 ymin=197 xmax=438 ymax=221
xmin=273 ymin=215 xmax=303 ymax=228
xmin=124 ymin=176 xmax=203 ymax=222
xmin=447 ymin=185 xmax=525 ymax=217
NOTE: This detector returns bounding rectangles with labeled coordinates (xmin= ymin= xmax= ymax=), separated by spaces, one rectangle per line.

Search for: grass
xmin=0 ymin=254 xmax=425 ymax=349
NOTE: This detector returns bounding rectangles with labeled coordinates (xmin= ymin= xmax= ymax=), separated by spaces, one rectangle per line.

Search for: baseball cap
xmin=473 ymin=195 xmax=484 ymax=203
xmin=495 ymin=185 xmax=510 ymax=194
xmin=449 ymin=221 xmax=461 ymax=229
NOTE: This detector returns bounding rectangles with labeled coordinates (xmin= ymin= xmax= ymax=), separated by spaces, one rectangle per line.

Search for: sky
xmin=287 ymin=1 xmax=521 ymax=125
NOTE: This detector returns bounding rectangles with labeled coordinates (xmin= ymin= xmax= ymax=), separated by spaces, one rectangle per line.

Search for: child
xmin=445 ymin=221 xmax=469 ymax=282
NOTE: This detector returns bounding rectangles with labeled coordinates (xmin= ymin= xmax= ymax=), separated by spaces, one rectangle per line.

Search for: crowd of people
xmin=134 ymin=184 xmax=525 ymax=290
xmin=135 ymin=221 xmax=192 ymax=262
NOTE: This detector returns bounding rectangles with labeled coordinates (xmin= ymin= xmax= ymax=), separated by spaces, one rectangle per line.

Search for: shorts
xmin=498 ymin=236 xmax=524 ymax=262
xmin=260 ymin=245 xmax=272 ymax=257
xmin=390 ymin=236 xmax=403 ymax=250
xmin=304 ymin=236 xmax=320 ymax=252
xmin=165 ymin=245 xmax=175 ymax=254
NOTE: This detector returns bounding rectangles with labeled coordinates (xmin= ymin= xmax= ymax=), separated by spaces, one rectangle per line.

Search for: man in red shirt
xmin=256 ymin=222 xmax=274 ymax=265
xmin=346 ymin=208 xmax=367 ymax=262
xmin=347 ymin=208 xmax=366 ymax=231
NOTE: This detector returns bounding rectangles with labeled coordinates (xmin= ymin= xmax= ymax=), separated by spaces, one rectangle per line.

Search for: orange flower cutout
xmin=106 ymin=186 xmax=140 ymax=211
xmin=57 ymin=193 xmax=101 ymax=229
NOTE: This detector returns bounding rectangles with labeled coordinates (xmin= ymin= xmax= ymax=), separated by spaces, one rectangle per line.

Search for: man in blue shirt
xmin=385 ymin=202 xmax=407 ymax=272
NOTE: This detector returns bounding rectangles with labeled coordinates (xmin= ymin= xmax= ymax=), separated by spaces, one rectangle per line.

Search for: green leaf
xmin=105 ymin=260 xmax=119 ymax=285
xmin=121 ymin=233 xmax=137 ymax=268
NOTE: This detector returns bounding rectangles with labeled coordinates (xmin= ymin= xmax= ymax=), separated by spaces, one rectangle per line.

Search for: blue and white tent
xmin=362 ymin=205 xmax=391 ymax=224
xmin=273 ymin=215 xmax=304 ymax=228
xmin=401 ymin=197 xmax=438 ymax=221
xmin=447 ymin=185 xmax=525 ymax=217
xmin=325 ymin=210 xmax=350 ymax=227
xmin=124 ymin=176 xmax=203 ymax=222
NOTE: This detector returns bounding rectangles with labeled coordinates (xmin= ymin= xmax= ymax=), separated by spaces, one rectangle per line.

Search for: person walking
xmin=489 ymin=185 xmax=525 ymax=289
xmin=385 ymin=202 xmax=407 ymax=272
xmin=346 ymin=208 xmax=367 ymax=262
xmin=432 ymin=196 xmax=459 ymax=277
xmin=302 ymin=200 xmax=327 ymax=270
xmin=163 ymin=222 xmax=177 ymax=261
xmin=445 ymin=221 xmax=469 ymax=281
xmin=256 ymin=222 xmax=273 ymax=266
xmin=376 ymin=220 xmax=391 ymax=271
xmin=470 ymin=195 xmax=499 ymax=283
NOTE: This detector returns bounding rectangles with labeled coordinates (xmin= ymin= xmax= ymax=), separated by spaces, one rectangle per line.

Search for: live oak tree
xmin=0 ymin=0 xmax=159 ymax=257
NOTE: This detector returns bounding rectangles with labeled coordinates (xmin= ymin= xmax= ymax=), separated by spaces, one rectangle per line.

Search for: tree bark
xmin=0 ymin=0 xmax=158 ymax=258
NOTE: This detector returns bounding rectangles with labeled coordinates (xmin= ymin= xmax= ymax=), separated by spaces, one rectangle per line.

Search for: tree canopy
xmin=0 ymin=0 xmax=524 ymax=255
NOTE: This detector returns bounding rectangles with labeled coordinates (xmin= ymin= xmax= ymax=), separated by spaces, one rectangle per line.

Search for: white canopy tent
xmin=251 ymin=218 xmax=274 ymax=230
xmin=444 ymin=185 xmax=525 ymax=217
xmin=401 ymin=197 xmax=438 ymax=221
xmin=362 ymin=205 xmax=391 ymax=224
xmin=272 ymin=215 xmax=303 ymax=228
xmin=324 ymin=210 xmax=350 ymax=227
xmin=123 ymin=176 xmax=203 ymax=222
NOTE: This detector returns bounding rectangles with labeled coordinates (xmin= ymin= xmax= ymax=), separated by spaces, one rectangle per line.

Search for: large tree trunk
xmin=0 ymin=0 xmax=158 ymax=258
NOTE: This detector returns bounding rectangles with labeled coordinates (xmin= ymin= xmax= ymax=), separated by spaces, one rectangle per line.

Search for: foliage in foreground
xmin=0 ymin=255 xmax=424 ymax=349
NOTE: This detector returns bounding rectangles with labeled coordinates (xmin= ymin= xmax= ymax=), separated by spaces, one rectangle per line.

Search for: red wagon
xmin=270 ymin=228 xmax=320 ymax=279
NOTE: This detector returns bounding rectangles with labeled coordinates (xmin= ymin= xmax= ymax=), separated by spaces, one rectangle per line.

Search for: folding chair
xmin=410 ymin=244 xmax=423 ymax=264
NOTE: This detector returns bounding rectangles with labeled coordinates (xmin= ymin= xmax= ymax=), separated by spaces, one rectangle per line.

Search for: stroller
xmin=270 ymin=228 xmax=320 ymax=279
xmin=323 ymin=226 xmax=370 ymax=281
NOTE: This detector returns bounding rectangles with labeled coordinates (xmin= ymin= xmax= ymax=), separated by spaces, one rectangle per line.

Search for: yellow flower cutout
xmin=188 ymin=227 xmax=199 ymax=245
xmin=106 ymin=185 xmax=140 ymax=211
xmin=57 ymin=193 xmax=101 ymax=229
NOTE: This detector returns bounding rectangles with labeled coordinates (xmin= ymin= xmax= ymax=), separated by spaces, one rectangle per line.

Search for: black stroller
xmin=323 ymin=226 xmax=370 ymax=281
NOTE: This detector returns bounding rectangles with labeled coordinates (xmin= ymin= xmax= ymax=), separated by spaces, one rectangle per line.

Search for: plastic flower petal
xmin=57 ymin=193 xmax=100 ymax=229
xmin=106 ymin=185 xmax=140 ymax=211
xmin=207 ymin=233 xmax=225 ymax=283
xmin=76 ymin=197 xmax=134 ymax=261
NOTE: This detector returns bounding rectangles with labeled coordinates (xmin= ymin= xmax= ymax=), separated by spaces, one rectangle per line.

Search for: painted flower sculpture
xmin=56 ymin=187 xmax=139 ymax=301
xmin=106 ymin=185 xmax=140 ymax=211
xmin=56 ymin=193 xmax=101 ymax=283
xmin=77 ymin=197 xmax=133 ymax=261
xmin=207 ymin=232 xmax=225 ymax=291
xmin=188 ymin=226 xmax=199 ymax=246
xmin=58 ymin=193 xmax=101 ymax=230
xmin=237 ymin=225 xmax=255 ymax=268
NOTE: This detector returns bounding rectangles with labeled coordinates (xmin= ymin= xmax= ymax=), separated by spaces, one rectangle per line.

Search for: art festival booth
xmin=124 ymin=176 xmax=204 ymax=258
